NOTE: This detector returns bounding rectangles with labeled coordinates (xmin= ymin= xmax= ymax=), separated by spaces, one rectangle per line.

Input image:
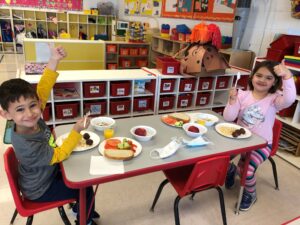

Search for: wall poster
xmin=124 ymin=0 xmax=161 ymax=17
xmin=0 ymin=0 xmax=82 ymax=11
xmin=162 ymin=0 xmax=237 ymax=22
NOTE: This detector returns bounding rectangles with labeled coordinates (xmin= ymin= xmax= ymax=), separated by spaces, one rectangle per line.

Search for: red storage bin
xmin=110 ymin=99 xmax=130 ymax=115
xmin=55 ymin=102 xmax=79 ymax=119
xmin=120 ymin=48 xmax=129 ymax=55
xmin=177 ymin=94 xmax=193 ymax=108
xmin=139 ymin=48 xmax=148 ymax=56
xmin=110 ymin=81 xmax=131 ymax=96
xmin=106 ymin=44 xmax=117 ymax=53
xmin=137 ymin=59 xmax=148 ymax=67
xmin=42 ymin=105 xmax=51 ymax=121
xmin=216 ymin=76 xmax=230 ymax=89
xmin=294 ymin=42 xmax=300 ymax=57
xmin=160 ymin=79 xmax=176 ymax=93
xmin=129 ymin=48 xmax=139 ymax=56
xmin=159 ymin=95 xmax=175 ymax=110
xmin=120 ymin=59 xmax=131 ymax=68
xmin=196 ymin=92 xmax=211 ymax=106
xmin=107 ymin=63 xmax=117 ymax=70
xmin=84 ymin=101 xmax=106 ymax=116
xmin=270 ymin=35 xmax=300 ymax=49
xmin=266 ymin=48 xmax=292 ymax=62
xmin=134 ymin=97 xmax=151 ymax=111
xmin=179 ymin=78 xmax=196 ymax=92
xmin=277 ymin=101 xmax=297 ymax=117
xmin=156 ymin=57 xmax=180 ymax=75
xmin=212 ymin=107 xmax=225 ymax=116
xmin=83 ymin=82 xmax=106 ymax=98
xmin=198 ymin=77 xmax=214 ymax=90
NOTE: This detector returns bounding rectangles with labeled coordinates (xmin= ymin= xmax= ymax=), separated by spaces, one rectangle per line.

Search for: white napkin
xmin=89 ymin=156 xmax=124 ymax=175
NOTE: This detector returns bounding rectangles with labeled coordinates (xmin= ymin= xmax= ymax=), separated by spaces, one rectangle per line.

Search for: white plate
xmin=56 ymin=131 xmax=100 ymax=152
xmin=215 ymin=123 xmax=251 ymax=139
xmin=193 ymin=113 xmax=219 ymax=126
xmin=98 ymin=137 xmax=142 ymax=158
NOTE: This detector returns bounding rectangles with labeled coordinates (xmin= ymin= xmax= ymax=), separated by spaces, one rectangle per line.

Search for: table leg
xmin=79 ymin=188 xmax=86 ymax=225
xmin=235 ymin=151 xmax=251 ymax=214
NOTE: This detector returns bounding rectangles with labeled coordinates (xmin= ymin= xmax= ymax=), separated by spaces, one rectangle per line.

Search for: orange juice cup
xmin=104 ymin=128 xmax=114 ymax=139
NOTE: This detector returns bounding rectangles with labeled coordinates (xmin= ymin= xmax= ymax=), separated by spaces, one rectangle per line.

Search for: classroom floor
xmin=0 ymin=54 xmax=300 ymax=225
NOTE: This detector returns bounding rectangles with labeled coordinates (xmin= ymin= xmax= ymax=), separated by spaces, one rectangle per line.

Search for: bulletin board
xmin=162 ymin=0 xmax=236 ymax=22
xmin=0 ymin=0 xmax=82 ymax=11
xmin=124 ymin=0 xmax=162 ymax=17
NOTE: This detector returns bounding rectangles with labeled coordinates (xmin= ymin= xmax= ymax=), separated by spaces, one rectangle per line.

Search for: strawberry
xmin=188 ymin=126 xmax=199 ymax=133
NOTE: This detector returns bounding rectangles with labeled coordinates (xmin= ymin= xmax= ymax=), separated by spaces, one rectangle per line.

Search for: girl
xmin=223 ymin=60 xmax=296 ymax=211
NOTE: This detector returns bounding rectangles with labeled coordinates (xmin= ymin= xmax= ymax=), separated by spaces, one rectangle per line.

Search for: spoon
xmin=234 ymin=72 xmax=241 ymax=88
xmin=83 ymin=109 xmax=90 ymax=128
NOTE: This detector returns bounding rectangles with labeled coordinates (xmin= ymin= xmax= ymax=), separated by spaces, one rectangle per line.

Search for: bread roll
xmin=169 ymin=113 xmax=190 ymax=123
xmin=104 ymin=149 xmax=134 ymax=160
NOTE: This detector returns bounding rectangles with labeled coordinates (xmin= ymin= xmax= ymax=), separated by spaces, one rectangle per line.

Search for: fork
xmin=234 ymin=72 xmax=241 ymax=88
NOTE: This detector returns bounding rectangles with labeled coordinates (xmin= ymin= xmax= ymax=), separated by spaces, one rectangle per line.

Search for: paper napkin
xmin=89 ymin=156 xmax=124 ymax=175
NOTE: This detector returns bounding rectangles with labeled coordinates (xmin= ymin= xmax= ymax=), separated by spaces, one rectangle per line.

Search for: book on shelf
xmin=284 ymin=55 xmax=300 ymax=61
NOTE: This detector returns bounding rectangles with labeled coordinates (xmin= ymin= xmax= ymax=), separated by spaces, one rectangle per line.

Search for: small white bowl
xmin=91 ymin=117 xmax=116 ymax=132
xmin=130 ymin=125 xmax=157 ymax=142
xmin=195 ymin=113 xmax=219 ymax=127
xmin=182 ymin=123 xmax=207 ymax=138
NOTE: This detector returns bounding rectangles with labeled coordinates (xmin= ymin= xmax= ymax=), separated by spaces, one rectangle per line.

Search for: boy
xmin=0 ymin=45 xmax=98 ymax=225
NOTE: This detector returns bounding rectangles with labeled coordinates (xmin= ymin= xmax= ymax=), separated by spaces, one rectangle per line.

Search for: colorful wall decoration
xmin=0 ymin=0 xmax=82 ymax=11
xmin=162 ymin=0 xmax=237 ymax=22
xmin=124 ymin=0 xmax=161 ymax=17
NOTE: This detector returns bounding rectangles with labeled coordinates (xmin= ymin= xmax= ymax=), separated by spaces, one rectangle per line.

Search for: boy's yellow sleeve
xmin=37 ymin=68 xmax=59 ymax=110
xmin=50 ymin=130 xmax=82 ymax=164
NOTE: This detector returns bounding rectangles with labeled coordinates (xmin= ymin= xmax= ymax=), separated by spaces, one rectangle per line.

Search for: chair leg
xmin=58 ymin=206 xmax=72 ymax=225
xmin=215 ymin=187 xmax=227 ymax=225
xmin=10 ymin=209 xmax=18 ymax=224
xmin=26 ymin=216 xmax=33 ymax=225
xmin=189 ymin=192 xmax=196 ymax=200
xmin=269 ymin=157 xmax=279 ymax=190
xmin=174 ymin=196 xmax=181 ymax=225
xmin=150 ymin=179 xmax=169 ymax=212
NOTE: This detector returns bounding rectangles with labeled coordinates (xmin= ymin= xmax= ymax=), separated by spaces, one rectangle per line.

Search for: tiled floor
xmin=0 ymin=54 xmax=300 ymax=225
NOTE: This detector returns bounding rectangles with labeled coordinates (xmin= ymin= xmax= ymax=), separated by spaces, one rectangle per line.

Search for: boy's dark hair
xmin=248 ymin=60 xmax=282 ymax=94
xmin=0 ymin=79 xmax=38 ymax=111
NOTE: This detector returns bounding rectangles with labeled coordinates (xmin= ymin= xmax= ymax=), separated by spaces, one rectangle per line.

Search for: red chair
xmin=269 ymin=119 xmax=282 ymax=190
xmin=4 ymin=147 xmax=75 ymax=225
xmin=150 ymin=155 xmax=230 ymax=225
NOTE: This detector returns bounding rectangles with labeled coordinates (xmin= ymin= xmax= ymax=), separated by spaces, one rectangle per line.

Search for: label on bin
xmin=117 ymin=88 xmax=125 ymax=95
xmin=63 ymin=108 xmax=73 ymax=117
xmin=117 ymin=105 xmax=125 ymax=111
xmin=163 ymin=101 xmax=170 ymax=107
xmin=180 ymin=99 xmax=188 ymax=107
xmin=200 ymin=97 xmax=207 ymax=105
xmin=202 ymin=82 xmax=209 ymax=90
xmin=90 ymin=105 xmax=101 ymax=115
xmin=219 ymin=81 xmax=225 ymax=88
xmin=163 ymin=83 xmax=172 ymax=91
xmin=138 ymin=100 xmax=147 ymax=108
xmin=167 ymin=66 xmax=174 ymax=74
xmin=184 ymin=84 xmax=192 ymax=91
xmin=90 ymin=86 xmax=100 ymax=94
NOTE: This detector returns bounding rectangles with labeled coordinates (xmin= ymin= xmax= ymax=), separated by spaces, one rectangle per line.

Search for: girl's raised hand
xmin=274 ymin=60 xmax=293 ymax=80
xmin=73 ymin=116 xmax=90 ymax=133
xmin=228 ymin=87 xmax=238 ymax=104
xmin=50 ymin=44 xmax=67 ymax=61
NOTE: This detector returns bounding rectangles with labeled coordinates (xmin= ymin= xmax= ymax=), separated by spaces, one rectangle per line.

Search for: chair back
xmin=183 ymin=155 xmax=230 ymax=195
xmin=4 ymin=147 xmax=25 ymax=214
xmin=270 ymin=119 xmax=282 ymax=157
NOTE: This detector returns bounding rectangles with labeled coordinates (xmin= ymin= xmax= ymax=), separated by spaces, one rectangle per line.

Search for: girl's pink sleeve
xmin=223 ymin=91 xmax=244 ymax=122
xmin=274 ymin=78 xmax=297 ymax=110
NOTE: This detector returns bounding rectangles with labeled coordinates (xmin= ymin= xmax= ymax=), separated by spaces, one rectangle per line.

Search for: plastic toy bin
xmin=137 ymin=59 xmax=148 ymax=67
xmin=110 ymin=81 xmax=131 ymax=96
xmin=179 ymin=78 xmax=196 ymax=92
xmin=277 ymin=101 xmax=297 ymax=117
xmin=107 ymin=63 xmax=117 ymax=70
xmin=120 ymin=59 xmax=131 ymax=68
xmin=216 ymin=76 xmax=230 ymax=89
xmin=177 ymin=94 xmax=193 ymax=108
xmin=160 ymin=79 xmax=176 ymax=93
xmin=196 ymin=92 xmax=211 ymax=106
xmin=129 ymin=48 xmax=139 ymax=56
xmin=198 ymin=77 xmax=214 ymax=90
xmin=294 ymin=42 xmax=300 ymax=57
xmin=42 ymin=105 xmax=51 ymax=121
xmin=83 ymin=82 xmax=106 ymax=98
xmin=156 ymin=57 xmax=180 ymax=75
xmin=213 ymin=107 xmax=225 ymax=116
xmin=139 ymin=48 xmax=148 ymax=56
xmin=110 ymin=99 xmax=130 ymax=115
xmin=120 ymin=48 xmax=129 ymax=55
xmin=159 ymin=95 xmax=175 ymax=110
xmin=84 ymin=101 xmax=106 ymax=116
xmin=133 ymin=97 xmax=152 ymax=111
xmin=106 ymin=44 xmax=117 ymax=53
xmin=55 ymin=102 xmax=79 ymax=119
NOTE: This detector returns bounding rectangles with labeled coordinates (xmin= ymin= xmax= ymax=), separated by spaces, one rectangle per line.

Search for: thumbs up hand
xmin=273 ymin=60 xmax=293 ymax=80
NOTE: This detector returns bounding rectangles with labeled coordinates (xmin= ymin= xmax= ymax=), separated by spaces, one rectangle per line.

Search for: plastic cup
xmin=104 ymin=128 xmax=114 ymax=139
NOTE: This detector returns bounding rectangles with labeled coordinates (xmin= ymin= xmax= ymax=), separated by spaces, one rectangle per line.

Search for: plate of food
xmin=98 ymin=137 xmax=142 ymax=160
xmin=215 ymin=123 xmax=251 ymax=139
xmin=56 ymin=131 xmax=100 ymax=152
xmin=161 ymin=113 xmax=190 ymax=128
xmin=194 ymin=113 xmax=219 ymax=126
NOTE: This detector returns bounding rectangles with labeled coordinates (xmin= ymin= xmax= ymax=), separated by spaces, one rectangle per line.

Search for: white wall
xmin=83 ymin=0 xmax=300 ymax=56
